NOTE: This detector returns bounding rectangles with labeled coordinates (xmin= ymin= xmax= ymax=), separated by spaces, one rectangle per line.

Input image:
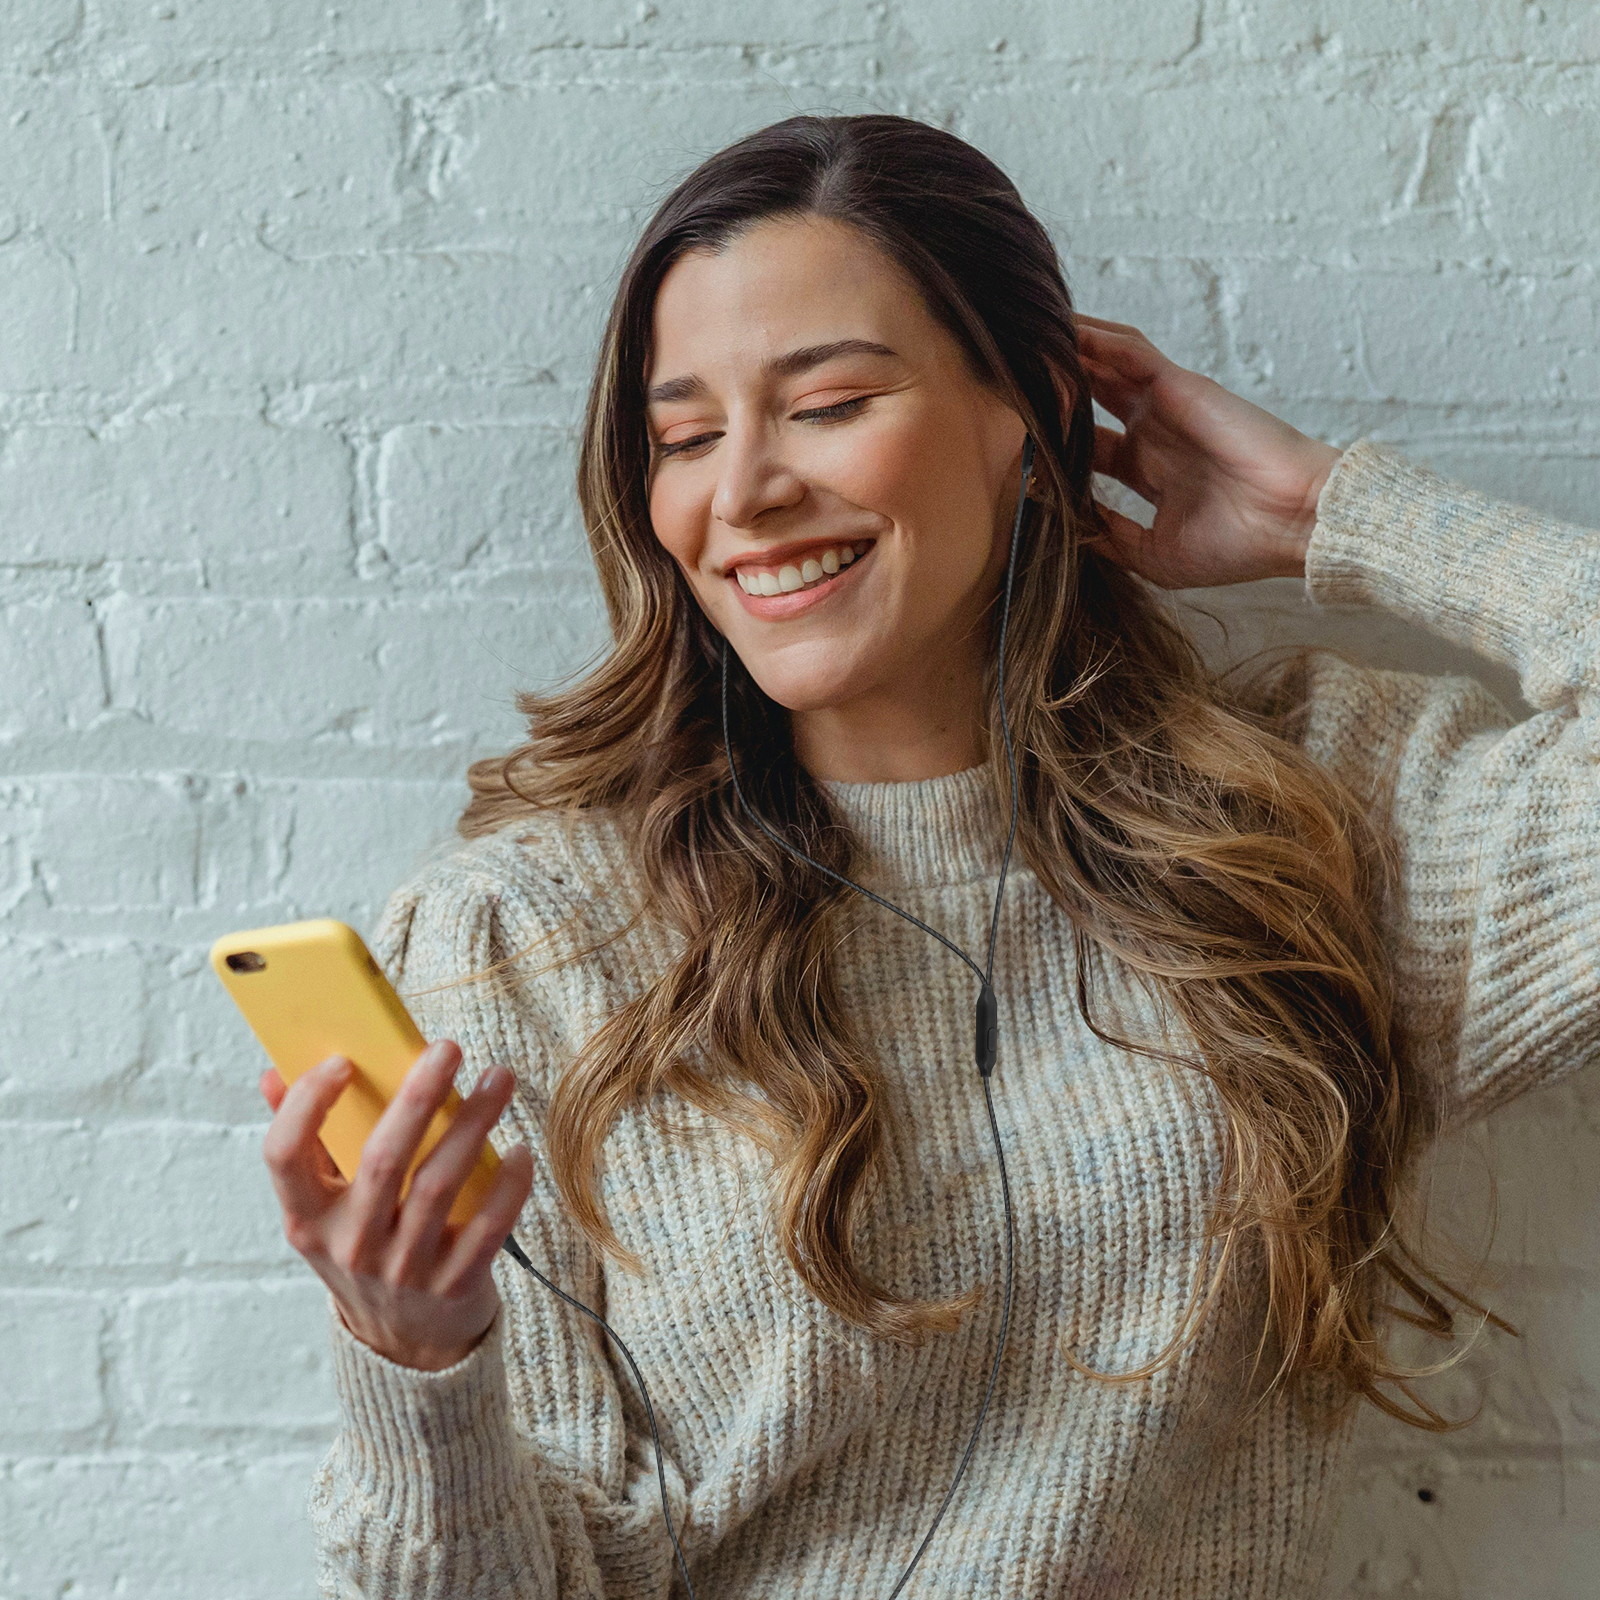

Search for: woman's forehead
xmin=647 ymin=218 xmax=945 ymax=385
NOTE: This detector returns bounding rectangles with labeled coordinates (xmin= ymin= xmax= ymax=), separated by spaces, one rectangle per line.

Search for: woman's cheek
xmin=815 ymin=424 xmax=907 ymax=500
xmin=647 ymin=483 xmax=696 ymax=569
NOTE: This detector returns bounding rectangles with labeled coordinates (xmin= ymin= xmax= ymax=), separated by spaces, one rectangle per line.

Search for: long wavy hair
xmin=462 ymin=113 xmax=1509 ymax=1428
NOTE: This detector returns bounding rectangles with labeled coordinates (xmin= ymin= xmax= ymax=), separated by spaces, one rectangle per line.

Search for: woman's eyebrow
xmin=769 ymin=337 xmax=898 ymax=377
xmin=646 ymin=338 xmax=898 ymax=405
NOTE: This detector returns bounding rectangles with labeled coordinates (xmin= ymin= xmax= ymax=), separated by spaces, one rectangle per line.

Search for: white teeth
xmin=734 ymin=542 xmax=869 ymax=598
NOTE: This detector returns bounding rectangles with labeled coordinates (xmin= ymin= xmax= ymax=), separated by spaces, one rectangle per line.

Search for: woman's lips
xmin=727 ymin=542 xmax=875 ymax=618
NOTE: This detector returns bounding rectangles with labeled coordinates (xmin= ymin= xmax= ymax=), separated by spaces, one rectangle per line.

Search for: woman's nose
xmin=712 ymin=426 xmax=805 ymax=529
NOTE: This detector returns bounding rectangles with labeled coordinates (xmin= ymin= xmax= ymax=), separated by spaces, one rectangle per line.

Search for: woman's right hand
xmin=1074 ymin=314 xmax=1342 ymax=591
xmin=260 ymin=1041 xmax=537 ymax=1372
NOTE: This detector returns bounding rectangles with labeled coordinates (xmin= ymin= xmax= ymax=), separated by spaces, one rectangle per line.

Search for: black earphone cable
xmin=500 ymin=434 xmax=1036 ymax=1598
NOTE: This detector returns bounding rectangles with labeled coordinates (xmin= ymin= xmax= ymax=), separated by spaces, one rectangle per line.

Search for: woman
xmin=259 ymin=115 xmax=1599 ymax=1596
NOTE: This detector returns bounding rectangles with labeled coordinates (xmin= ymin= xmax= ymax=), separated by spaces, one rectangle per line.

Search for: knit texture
xmin=307 ymin=440 xmax=1600 ymax=1598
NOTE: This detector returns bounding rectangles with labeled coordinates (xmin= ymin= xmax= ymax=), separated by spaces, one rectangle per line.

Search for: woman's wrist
xmin=1266 ymin=441 xmax=1343 ymax=580
xmin=1304 ymin=441 xmax=1344 ymax=518
xmin=334 ymin=1292 xmax=499 ymax=1373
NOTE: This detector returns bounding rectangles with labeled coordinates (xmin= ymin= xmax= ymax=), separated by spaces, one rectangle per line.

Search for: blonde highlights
xmin=462 ymin=115 xmax=1508 ymax=1427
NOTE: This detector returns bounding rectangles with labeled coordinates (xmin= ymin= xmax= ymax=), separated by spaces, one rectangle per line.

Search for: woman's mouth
xmin=726 ymin=539 xmax=874 ymax=615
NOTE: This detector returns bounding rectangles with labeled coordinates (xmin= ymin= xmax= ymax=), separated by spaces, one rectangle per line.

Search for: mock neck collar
xmin=817 ymin=763 xmax=1013 ymax=888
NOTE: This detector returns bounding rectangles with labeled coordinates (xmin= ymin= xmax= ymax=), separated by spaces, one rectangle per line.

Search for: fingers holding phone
xmin=259 ymin=1039 xmax=536 ymax=1372
xmin=260 ymin=1054 xmax=354 ymax=1235
xmin=381 ymin=1055 xmax=533 ymax=1296
xmin=215 ymin=920 xmax=538 ymax=1371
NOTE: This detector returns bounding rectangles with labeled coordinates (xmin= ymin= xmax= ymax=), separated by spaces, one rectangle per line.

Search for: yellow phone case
xmin=210 ymin=918 xmax=501 ymax=1230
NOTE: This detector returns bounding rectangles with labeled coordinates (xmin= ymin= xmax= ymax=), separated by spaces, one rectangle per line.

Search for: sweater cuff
xmin=1304 ymin=437 xmax=1596 ymax=688
xmin=326 ymin=1292 xmax=535 ymax=1543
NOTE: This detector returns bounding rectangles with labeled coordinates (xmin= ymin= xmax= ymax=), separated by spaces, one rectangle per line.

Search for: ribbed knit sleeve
xmin=307 ymin=848 xmax=688 ymax=1599
xmin=1297 ymin=438 xmax=1600 ymax=1128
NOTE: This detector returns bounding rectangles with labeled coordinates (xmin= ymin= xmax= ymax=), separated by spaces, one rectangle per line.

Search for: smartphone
xmin=210 ymin=918 xmax=501 ymax=1229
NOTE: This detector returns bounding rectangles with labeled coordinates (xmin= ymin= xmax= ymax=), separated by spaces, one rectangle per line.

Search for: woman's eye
xmin=794 ymin=396 xmax=869 ymax=423
xmin=654 ymin=431 xmax=720 ymax=459
xmin=653 ymin=396 xmax=868 ymax=458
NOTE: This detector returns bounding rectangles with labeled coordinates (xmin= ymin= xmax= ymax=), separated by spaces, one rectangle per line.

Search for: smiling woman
xmin=644 ymin=216 xmax=1028 ymax=778
xmin=258 ymin=113 xmax=1600 ymax=1599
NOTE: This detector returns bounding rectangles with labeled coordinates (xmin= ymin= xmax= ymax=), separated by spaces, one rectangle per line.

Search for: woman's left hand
xmin=1074 ymin=315 xmax=1344 ymax=590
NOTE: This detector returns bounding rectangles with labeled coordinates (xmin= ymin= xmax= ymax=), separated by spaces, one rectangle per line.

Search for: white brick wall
xmin=1 ymin=2 xmax=1595 ymax=1594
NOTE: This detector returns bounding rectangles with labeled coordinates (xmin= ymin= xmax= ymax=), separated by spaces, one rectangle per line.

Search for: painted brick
xmin=391 ymin=83 xmax=829 ymax=243
xmin=0 ymin=421 xmax=353 ymax=581
xmin=102 ymin=593 xmax=607 ymax=749
xmin=67 ymin=236 xmax=599 ymax=395
xmin=1324 ymin=1457 xmax=1600 ymax=1597
xmin=1393 ymin=442 xmax=1600 ymax=533
xmin=0 ymin=1121 xmax=294 ymax=1271
xmin=1061 ymin=255 xmax=1223 ymax=376
xmin=960 ymin=85 xmax=1439 ymax=257
xmin=885 ymin=0 xmax=1199 ymax=63
xmin=1474 ymin=1283 xmax=1600 ymax=1447
xmin=4 ymin=935 xmax=383 ymax=1127
xmin=121 ymin=1279 xmax=336 ymax=1435
xmin=0 ymin=1292 xmax=106 ymax=1436
xmin=1359 ymin=1275 xmax=1600 ymax=1452
xmin=0 ymin=830 xmax=24 ymax=919
xmin=4 ymin=775 xmax=206 ymax=914
xmin=96 ymin=0 xmax=485 ymax=61
xmin=258 ymin=777 xmax=464 ymax=925
xmin=0 ymin=83 xmax=104 ymax=239
xmin=1445 ymin=1099 xmax=1600 ymax=1277
xmin=0 ymin=940 xmax=150 ymax=1107
xmin=114 ymin=82 xmax=400 ymax=255
xmin=0 ymin=1451 xmax=324 ymax=1599
xmin=0 ymin=602 xmax=104 ymax=738
xmin=135 ymin=942 xmax=302 ymax=1124
xmin=0 ymin=0 xmax=81 ymax=66
xmin=376 ymin=422 xmax=587 ymax=574
xmin=491 ymin=0 xmax=884 ymax=54
xmin=1169 ymin=576 xmax=1528 ymax=716
xmin=1475 ymin=101 xmax=1600 ymax=264
xmin=1221 ymin=259 xmax=1600 ymax=405
xmin=1225 ymin=0 xmax=1600 ymax=63
xmin=0 ymin=241 xmax=80 ymax=392
xmin=0 ymin=774 xmax=460 ymax=930
xmin=0 ymin=935 xmax=290 ymax=1123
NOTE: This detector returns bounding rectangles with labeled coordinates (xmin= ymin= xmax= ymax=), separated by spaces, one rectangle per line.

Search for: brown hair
xmin=462 ymin=113 xmax=1508 ymax=1427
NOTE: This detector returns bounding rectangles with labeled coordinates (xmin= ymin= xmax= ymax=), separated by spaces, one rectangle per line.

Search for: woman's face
xmin=645 ymin=214 xmax=1028 ymax=733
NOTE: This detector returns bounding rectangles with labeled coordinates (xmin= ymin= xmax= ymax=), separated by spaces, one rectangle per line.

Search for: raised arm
xmin=1077 ymin=312 xmax=1600 ymax=1131
xmin=1294 ymin=442 xmax=1600 ymax=1128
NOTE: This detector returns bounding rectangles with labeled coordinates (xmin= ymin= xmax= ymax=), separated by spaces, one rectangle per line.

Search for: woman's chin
xmin=738 ymin=648 xmax=877 ymax=717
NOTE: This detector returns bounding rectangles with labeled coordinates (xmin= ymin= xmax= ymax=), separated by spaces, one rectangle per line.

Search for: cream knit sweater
xmin=308 ymin=440 xmax=1600 ymax=1598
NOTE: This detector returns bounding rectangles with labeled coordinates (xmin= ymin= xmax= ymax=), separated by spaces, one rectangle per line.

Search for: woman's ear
xmin=1022 ymin=429 xmax=1059 ymax=511
xmin=1021 ymin=367 xmax=1080 ymax=511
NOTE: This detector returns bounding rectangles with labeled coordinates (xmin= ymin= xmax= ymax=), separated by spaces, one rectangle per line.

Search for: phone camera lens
xmin=226 ymin=951 xmax=267 ymax=973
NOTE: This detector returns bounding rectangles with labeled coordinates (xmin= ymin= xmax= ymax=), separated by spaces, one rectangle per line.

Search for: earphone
xmin=502 ymin=433 xmax=1037 ymax=1597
